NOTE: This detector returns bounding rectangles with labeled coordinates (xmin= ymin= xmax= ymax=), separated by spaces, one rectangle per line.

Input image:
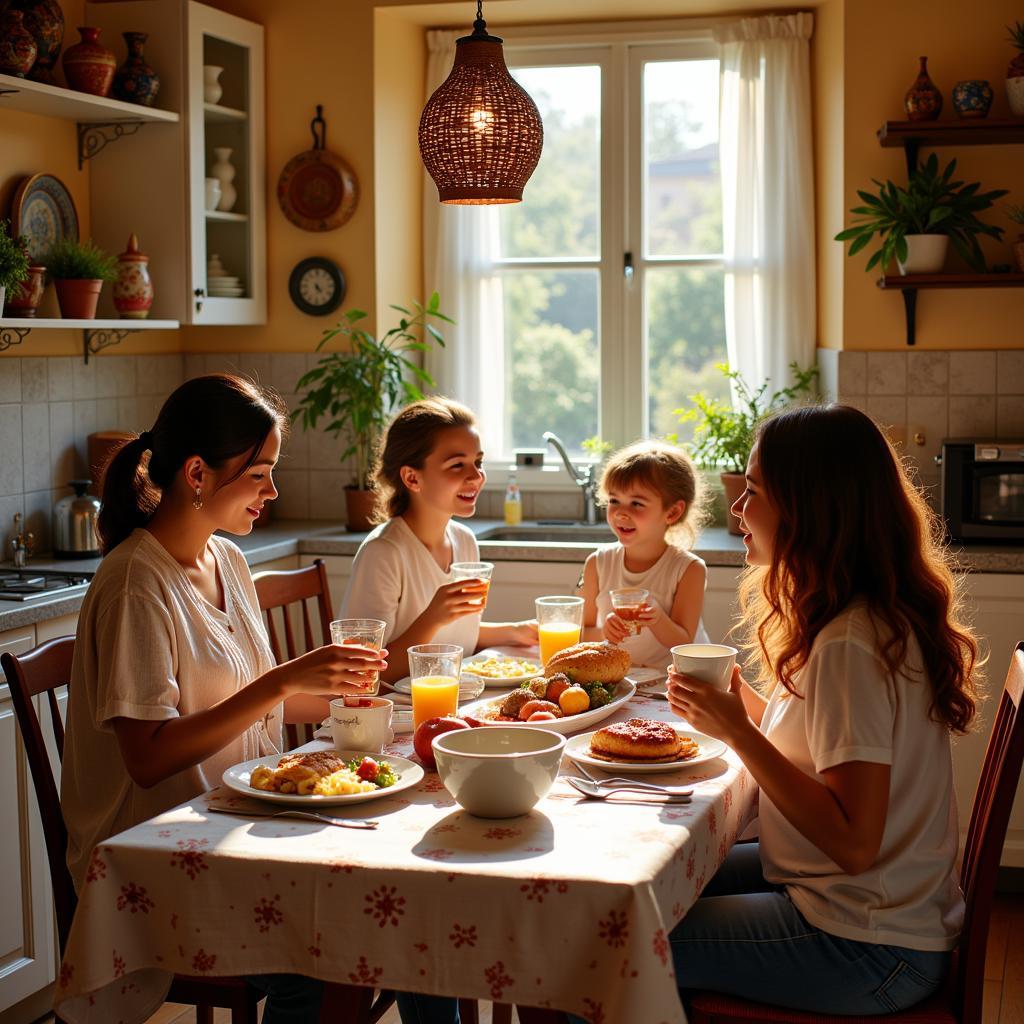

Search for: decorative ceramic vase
xmin=1008 ymin=77 xmax=1024 ymax=117
xmin=62 ymin=26 xmax=115 ymax=97
xmin=203 ymin=63 xmax=223 ymax=103
xmin=897 ymin=234 xmax=949 ymax=275
xmin=952 ymin=80 xmax=993 ymax=119
xmin=54 ymin=278 xmax=103 ymax=320
xmin=112 ymin=31 xmax=159 ymax=106
xmin=5 ymin=264 xmax=45 ymax=317
xmin=204 ymin=177 xmax=221 ymax=211
xmin=112 ymin=233 xmax=153 ymax=319
xmin=2 ymin=0 xmax=63 ymax=84
xmin=0 ymin=11 xmax=37 ymax=77
xmin=210 ymin=147 xmax=237 ymax=212
xmin=904 ymin=56 xmax=943 ymax=121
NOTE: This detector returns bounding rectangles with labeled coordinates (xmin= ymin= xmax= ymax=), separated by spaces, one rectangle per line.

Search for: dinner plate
xmin=459 ymin=678 xmax=637 ymax=735
xmin=461 ymin=651 xmax=544 ymax=687
xmin=222 ymin=750 xmax=423 ymax=805
xmin=388 ymin=675 xmax=487 ymax=701
xmin=563 ymin=727 xmax=727 ymax=773
xmin=10 ymin=173 xmax=79 ymax=263
xmin=626 ymin=667 xmax=668 ymax=687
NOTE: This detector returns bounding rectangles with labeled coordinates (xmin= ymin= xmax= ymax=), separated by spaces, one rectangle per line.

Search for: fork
xmin=574 ymin=761 xmax=692 ymax=795
xmin=567 ymin=777 xmax=691 ymax=802
xmin=206 ymin=801 xmax=379 ymax=829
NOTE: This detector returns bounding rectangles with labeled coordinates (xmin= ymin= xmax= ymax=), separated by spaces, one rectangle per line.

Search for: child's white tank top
xmin=594 ymin=542 xmax=710 ymax=669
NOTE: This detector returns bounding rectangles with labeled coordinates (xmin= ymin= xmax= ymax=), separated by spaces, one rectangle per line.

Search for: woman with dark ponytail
xmin=62 ymin=375 xmax=387 ymax=1022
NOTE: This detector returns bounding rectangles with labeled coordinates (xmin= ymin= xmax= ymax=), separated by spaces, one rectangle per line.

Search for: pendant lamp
xmin=419 ymin=1 xmax=544 ymax=205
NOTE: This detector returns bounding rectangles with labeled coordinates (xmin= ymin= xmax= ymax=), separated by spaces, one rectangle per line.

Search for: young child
xmin=344 ymin=397 xmax=536 ymax=685
xmin=580 ymin=440 xmax=709 ymax=670
xmin=664 ymin=404 xmax=978 ymax=1015
xmin=62 ymin=375 xmax=387 ymax=1022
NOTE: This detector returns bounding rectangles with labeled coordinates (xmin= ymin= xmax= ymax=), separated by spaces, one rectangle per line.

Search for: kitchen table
xmin=54 ymin=693 xmax=757 ymax=1024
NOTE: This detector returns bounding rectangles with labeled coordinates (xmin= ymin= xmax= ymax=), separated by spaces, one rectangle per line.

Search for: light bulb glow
xmin=469 ymin=109 xmax=494 ymax=132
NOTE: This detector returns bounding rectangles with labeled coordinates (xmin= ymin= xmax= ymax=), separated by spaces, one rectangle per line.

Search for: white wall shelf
xmin=205 ymin=210 xmax=248 ymax=222
xmin=204 ymin=101 xmax=246 ymax=122
xmin=0 ymin=317 xmax=179 ymax=362
xmin=0 ymin=71 xmax=179 ymax=123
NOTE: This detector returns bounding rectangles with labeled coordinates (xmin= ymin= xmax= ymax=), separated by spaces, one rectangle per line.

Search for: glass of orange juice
xmin=450 ymin=561 xmax=493 ymax=609
xmin=330 ymin=618 xmax=387 ymax=695
xmin=610 ymin=587 xmax=650 ymax=636
xmin=535 ymin=596 xmax=584 ymax=665
xmin=408 ymin=643 xmax=463 ymax=729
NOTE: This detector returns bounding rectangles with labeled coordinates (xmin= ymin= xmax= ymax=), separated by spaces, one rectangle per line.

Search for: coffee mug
xmin=670 ymin=643 xmax=738 ymax=691
xmin=329 ymin=695 xmax=394 ymax=754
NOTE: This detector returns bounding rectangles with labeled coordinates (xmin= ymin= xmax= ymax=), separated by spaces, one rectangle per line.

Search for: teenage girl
xmin=580 ymin=440 xmax=709 ymax=669
xmin=62 ymin=375 xmax=387 ymax=1023
xmin=344 ymin=397 xmax=536 ymax=685
xmin=664 ymin=404 xmax=978 ymax=1014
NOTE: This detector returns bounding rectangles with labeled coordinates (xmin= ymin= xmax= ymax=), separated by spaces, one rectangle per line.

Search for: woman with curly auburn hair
xmin=663 ymin=403 xmax=979 ymax=1016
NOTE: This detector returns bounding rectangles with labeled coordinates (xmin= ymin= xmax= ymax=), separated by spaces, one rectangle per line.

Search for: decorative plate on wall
xmin=10 ymin=173 xmax=79 ymax=262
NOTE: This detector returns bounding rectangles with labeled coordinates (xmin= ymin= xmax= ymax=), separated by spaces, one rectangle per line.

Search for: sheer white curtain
xmin=714 ymin=14 xmax=816 ymax=396
xmin=422 ymin=30 xmax=506 ymax=456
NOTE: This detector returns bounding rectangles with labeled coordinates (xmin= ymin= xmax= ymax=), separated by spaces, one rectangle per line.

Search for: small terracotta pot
xmin=5 ymin=265 xmax=46 ymax=317
xmin=720 ymin=472 xmax=746 ymax=536
xmin=345 ymin=487 xmax=377 ymax=533
xmin=54 ymin=278 xmax=103 ymax=319
xmin=1014 ymin=238 xmax=1024 ymax=274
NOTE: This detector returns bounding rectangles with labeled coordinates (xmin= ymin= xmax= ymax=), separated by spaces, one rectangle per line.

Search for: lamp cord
xmin=473 ymin=0 xmax=486 ymax=34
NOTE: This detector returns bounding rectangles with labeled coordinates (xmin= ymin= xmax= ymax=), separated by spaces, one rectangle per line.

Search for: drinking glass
xmin=450 ymin=561 xmax=494 ymax=609
xmin=610 ymin=587 xmax=650 ymax=636
xmin=408 ymin=643 xmax=463 ymax=729
xmin=535 ymin=595 xmax=584 ymax=665
xmin=330 ymin=618 xmax=387 ymax=695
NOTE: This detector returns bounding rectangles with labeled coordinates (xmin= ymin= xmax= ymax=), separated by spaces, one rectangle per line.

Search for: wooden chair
xmin=253 ymin=558 xmax=335 ymax=750
xmin=686 ymin=641 xmax=1024 ymax=1024
xmin=2 ymin=637 xmax=261 ymax=1024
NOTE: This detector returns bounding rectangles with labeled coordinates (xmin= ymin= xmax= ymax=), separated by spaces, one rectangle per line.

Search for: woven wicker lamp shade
xmin=419 ymin=5 xmax=543 ymax=205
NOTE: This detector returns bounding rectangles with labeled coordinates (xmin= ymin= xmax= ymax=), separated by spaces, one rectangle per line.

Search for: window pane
xmin=646 ymin=266 xmax=728 ymax=442
xmin=503 ymin=270 xmax=599 ymax=454
xmin=500 ymin=65 xmax=600 ymax=259
xmin=644 ymin=60 xmax=721 ymax=258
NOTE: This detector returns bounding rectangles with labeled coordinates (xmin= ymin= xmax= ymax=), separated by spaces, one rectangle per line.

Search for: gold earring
xmin=193 ymin=486 xmax=203 ymax=510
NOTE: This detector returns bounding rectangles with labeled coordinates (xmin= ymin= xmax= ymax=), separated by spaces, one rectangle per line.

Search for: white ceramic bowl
xmin=432 ymin=726 xmax=566 ymax=818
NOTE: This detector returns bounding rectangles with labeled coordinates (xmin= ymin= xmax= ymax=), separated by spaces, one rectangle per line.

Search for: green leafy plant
xmin=292 ymin=292 xmax=453 ymax=491
xmin=1007 ymin=203 xmax=1024 ymax=227
xmin=835 ymin=154 xmax=1007 ymax=273
xmin=675 ymin=362 xmax=819 ymax=474
xmin=1007 ymin=21 xmax=1024 ymax=78
xmin=44 ymin=238 xmax=117 ymax=281
xmin=0 ymin=220 xmax=30 ymax=294
xmin=581 ymin=435 xmax=613 ymax=461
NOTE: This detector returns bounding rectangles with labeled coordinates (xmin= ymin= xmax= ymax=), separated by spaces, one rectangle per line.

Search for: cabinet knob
xmin=194 ymin=287 xmax=205 ymax=313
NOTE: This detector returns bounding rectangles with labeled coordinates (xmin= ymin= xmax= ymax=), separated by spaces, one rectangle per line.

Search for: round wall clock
xmin=288 ymin=257 xmax=345 ymax=316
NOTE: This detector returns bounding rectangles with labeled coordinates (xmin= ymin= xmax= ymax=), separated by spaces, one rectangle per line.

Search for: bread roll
xmin=544 ymin=641 xmax=630 ymax=683
xmin=589 ymin=718 xmax=697 ymax=763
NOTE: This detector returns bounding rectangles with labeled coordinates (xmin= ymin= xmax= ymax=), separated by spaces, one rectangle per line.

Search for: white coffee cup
xmin=670 ymin=644 xmax=738 ymax=691
xmin=329 ymin=696 xmax=394 ymax=754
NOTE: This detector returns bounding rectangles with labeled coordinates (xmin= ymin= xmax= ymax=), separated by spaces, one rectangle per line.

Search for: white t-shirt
xmin=342 ymin=516 xmax=482 ymax=654
xmin=62 ymin=529 xmax=280 ymax=891
xmin=594 ymin=542 xmax=709 ymax=669
xmin=758 ymin=601 xmax=964 ymax=951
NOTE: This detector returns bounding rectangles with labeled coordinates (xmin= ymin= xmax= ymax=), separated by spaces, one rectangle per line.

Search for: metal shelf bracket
xmin=76 ymin=121 xmax=145 ymax=168
xmin=900 ymin=288 xmax=918 ymax=346
xmin=0 ymin=325 xmax=30 ymax=352
xmin=83 ymin=328 xmax=136 ymax=363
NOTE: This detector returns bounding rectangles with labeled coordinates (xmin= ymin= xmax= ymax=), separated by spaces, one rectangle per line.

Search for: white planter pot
xmin=1007 ymin=76 xmax=1024 ymax=117
xmin=898 ymin=234 xmax=949 ymax=275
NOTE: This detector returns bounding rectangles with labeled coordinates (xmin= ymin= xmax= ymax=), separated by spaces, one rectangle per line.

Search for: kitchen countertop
xmin=2 ymin=518 xmax=1021 ymax=633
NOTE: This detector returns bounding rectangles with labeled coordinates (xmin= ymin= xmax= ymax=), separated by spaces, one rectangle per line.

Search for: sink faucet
xmin=543 ymin=432 xmax=600 ymax=525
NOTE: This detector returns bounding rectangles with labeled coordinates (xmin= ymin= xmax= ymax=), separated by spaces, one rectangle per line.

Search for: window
xmin=478 ymin=34 xmax=729 ymax=461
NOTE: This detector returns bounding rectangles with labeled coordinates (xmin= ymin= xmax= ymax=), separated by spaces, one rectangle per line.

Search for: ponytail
xmin=97 ymin=374 xmax=288 ymax=553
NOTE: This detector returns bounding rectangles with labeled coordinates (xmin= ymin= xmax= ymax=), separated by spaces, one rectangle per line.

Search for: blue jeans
xmin=570 ymin=842 xmax=949 ymax=1023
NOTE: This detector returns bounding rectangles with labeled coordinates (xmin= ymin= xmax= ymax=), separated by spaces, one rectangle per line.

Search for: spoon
xmin=566 ymin=777 xmax=691 ymax=801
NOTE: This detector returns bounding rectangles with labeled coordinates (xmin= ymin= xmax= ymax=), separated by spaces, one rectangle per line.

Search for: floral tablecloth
xmin=55 ymin=693 xmax=756 ymax=1024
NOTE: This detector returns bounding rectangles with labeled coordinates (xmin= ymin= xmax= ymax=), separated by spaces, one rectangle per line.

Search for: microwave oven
xmin=937 ymin=439 xmax=1024 ymax=543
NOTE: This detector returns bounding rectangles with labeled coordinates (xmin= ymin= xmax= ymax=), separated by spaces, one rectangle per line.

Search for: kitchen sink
xmin=478 ymin=524 xmax=615 ymax=545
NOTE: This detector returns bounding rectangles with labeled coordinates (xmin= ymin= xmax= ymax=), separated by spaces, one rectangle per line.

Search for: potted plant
xmin=44 ymin=238 xmax=117 ymax=320
xmin=1009 ymin=204 xmax=1024 ymax=273
xmin=676 ymin=362 xmax=818 ymax=535
xmin=0 ymin=220 xmax=30 ymax=318
xmin=1006 ymin=20 xmax=1024 ymax=116
xmin=292 ymin=292 xmax=453 ymax=532
xmin=835 ymin=154 xmax=1007 ymax=275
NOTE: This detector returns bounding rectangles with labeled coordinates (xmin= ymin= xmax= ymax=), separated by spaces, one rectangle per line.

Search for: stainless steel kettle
xmin=53 ymin=480 xmax=101 ymax=558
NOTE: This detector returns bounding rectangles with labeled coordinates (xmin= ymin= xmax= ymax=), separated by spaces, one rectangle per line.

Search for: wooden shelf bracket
xmin=76 ymin=121 xmax=144 ymax=168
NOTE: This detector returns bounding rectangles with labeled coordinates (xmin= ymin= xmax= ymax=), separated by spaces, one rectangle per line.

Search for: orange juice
xmin=539 ymin=623 xmax=582 ymax=665
xmin=411 ymin=675 xmax=460 ymax=728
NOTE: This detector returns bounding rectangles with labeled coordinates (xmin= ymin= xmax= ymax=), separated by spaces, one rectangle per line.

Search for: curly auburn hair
xmin=736 ymin=404 xmax=979 ymax=734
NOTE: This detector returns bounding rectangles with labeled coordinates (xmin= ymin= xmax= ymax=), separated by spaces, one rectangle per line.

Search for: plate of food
xmin=222 ymin=749 xmax=423 ymax=805
xmin=461 ymin=651 xmax=543 ymax=686
xmin=458 ymin=641 xmax=637 ymax=734
xmin=564 ymin=720 xmax=727 ymax=773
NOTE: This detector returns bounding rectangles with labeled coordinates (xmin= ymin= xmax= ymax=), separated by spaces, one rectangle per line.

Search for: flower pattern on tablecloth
xmin=364 ymin=885 xmax=406 ymax=927
xmin=85 ymin=849 xmax=107 ymax=884
xmin=449 ymin=924 xmax=477 ymax=948
xmin=484 ymin=960 xmax=514 ymax=999
xmin=192 ymin=950 xmax=216 ymax=973
xmin=349 ymin=956 xmax=383 ymax=985
xmin=653 ymin=928 xmax=669 ymax=967
xmin=253 ymin=895 xmax=283 ymax=932
xmin=170 ymin=838 xmax=209 ymax=880
xmin=598 ymin=910 xmax=629 ymax=948
xmin=116 ymin=883 xmax=154 ymax=914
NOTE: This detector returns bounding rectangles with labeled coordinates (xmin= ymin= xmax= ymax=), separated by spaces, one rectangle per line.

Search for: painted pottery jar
xmin=112 ymin=233 xmax=153 ymax=319
xmin=0 ymin=10 xmax=37 ymax=76
xmin=0 ymin=0 xmax=63 ymax=83
xmin=4 ymin=264 xmax=45 ymax=317
xmin=952 ymin=80 xmax=993 ymax=119
xmin=112 ymin=31 xmax=159 ymax=106
xmin=210 ymin=147 xmax=237 ymax=212
xmin=904 ymin=56 xmax=943 ymax=121
xmin=62 ymin=26 xmax=115 ymax=97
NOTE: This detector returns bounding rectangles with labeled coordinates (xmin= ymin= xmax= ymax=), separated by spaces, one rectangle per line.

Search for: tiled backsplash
xmin=817 ymin=348 xmax=1024 ymax=495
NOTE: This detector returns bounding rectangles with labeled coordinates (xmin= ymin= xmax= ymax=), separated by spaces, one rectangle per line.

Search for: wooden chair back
xmin=253 ymin=559 xmax=335 ymax=748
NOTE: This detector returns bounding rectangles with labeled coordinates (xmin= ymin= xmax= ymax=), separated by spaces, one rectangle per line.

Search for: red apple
xmin=413 ymin=716 xmax=471 ymax=770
